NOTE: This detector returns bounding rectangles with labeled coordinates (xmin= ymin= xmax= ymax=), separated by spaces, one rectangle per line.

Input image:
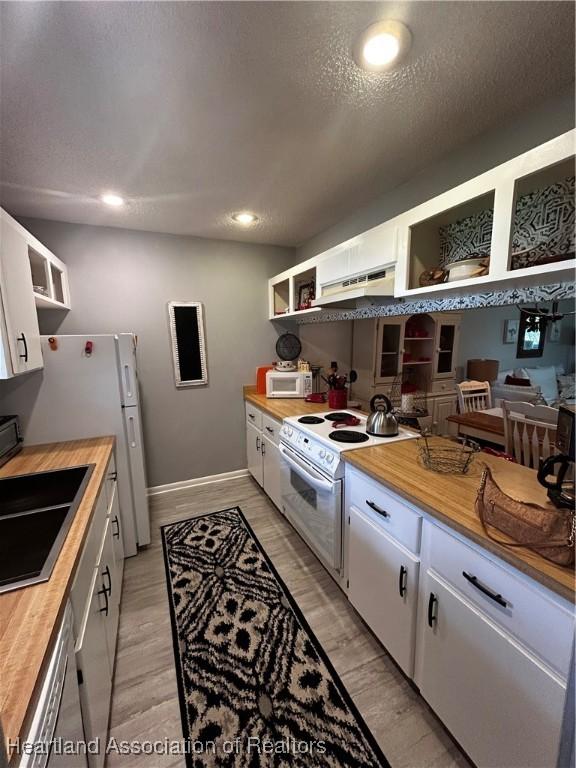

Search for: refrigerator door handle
xmin=124 ymin=364 xmax=133 ymax=399
xmin=128 ymin=415 xmax=137 ymax=448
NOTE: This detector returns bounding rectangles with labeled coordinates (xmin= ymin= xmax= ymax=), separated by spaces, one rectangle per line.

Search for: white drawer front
xmin=104 ymin=453 xmax=117 ymax=512
xmin=426 ymin=522 xmax=574 ymax=680
xmin=262 ymin=414 xmax=281 ymax=446
xmin=245 ymin=402 xmax=263 ymax=431
xmin=70 ymin=487 xmax=109 ymax=636
xmin=347 ymin=468 xmax=422 ymax=554
xmin=430 ymin=380 xmax=456 ymax=395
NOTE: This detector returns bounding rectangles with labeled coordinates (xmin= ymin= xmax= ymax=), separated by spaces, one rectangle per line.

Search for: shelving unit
xmin=26 ymin=237 xmax=70 ymax=309
xmin=268 ymin=257 xmax=322 ymax=319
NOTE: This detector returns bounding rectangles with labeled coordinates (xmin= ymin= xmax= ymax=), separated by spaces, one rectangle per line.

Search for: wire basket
xmin=417 ymin=433 xmax=480 ymax=474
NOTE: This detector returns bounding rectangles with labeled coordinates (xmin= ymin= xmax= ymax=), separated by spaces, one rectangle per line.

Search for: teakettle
xmin=366 ymin=395 xmax=399 ymax=437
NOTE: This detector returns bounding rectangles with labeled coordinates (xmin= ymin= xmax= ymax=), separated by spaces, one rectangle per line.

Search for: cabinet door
xmin=246 ymin=422 xmax=263 ymax=486
xmin=99 ymin=518 xmax=120 ymax=672
xmin=262 ymin=435 xmax=282 ymax=510
xmin=418 ymin=572 xmax=565 ymax=768
xmin=76 ymin=567 xmax=112 ymax=768
xmin=108 ymin=477 xmax=125 ymax=604
xmin=374 ymin=317 xmax=405 ymax=384
xmin=434 ymin=319 xmax=460 ymax=380
xmin=432 ymin=395 xmax=457 ymax=436
xmin=0 ymin=214 xmax=42 ymax=375
xmin=348 ymin=505 xmax=420 ymax=677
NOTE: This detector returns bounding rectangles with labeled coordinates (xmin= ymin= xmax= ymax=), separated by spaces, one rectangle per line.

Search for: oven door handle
xmin=279 ymin=444 xmax=335 ymax=492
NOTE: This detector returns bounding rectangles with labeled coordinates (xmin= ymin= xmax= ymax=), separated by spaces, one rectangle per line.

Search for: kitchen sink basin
xmin=0 ymin=464 xmax=94 ymax=594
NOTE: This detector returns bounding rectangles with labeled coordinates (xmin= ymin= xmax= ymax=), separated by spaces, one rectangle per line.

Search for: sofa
xmin=491 ymin=365 xmax=575 ymax=407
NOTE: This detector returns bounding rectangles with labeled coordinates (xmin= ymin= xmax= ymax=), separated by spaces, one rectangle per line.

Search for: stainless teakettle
xmin=366 ymin=394 xmax=399 ymax=437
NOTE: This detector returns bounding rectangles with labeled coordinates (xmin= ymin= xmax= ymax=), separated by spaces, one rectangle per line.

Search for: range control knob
xmin=319 ymin=449 xmax=326 ymax=459
xmin=326 ymin=453 xmax=334 ymax=464
xmin=286 ymin=427 xmax=293 ymax=437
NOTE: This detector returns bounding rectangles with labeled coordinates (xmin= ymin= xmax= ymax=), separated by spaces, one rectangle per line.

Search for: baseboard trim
xmin=147 ymin=469 xmax=250 ymax=496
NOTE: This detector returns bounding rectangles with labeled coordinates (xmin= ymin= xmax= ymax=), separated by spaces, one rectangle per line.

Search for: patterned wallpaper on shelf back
xmin=438 ymin=176 xmax=575 ymax=269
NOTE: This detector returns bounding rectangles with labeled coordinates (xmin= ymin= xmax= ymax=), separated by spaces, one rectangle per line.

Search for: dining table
xmin=446 ymin=407 xmax=506 ymax=447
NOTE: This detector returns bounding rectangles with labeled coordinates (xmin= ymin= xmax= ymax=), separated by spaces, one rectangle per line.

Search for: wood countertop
xmin=0 ymin=437 xmax=115 ymax=761
xmin=243 ymin=385 xmax=361 ymax=420
xmin=343 ymin=438 xmax=575 ymax=603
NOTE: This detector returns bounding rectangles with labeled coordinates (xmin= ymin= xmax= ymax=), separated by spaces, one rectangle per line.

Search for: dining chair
xmin=457 ymin=380 xmax=493 ymax=414
xmin=502 ymin=400 xmax=559 ymax=469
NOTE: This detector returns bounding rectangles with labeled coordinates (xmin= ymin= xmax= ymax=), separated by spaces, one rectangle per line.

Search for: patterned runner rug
xmin=161 ymin=507 xmax=390 ymax=768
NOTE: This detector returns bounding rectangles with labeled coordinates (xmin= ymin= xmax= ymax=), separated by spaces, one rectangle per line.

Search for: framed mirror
xmin=516 ymin=310 xmax=546 ymax=358
xmin=168 ymin=301 xmax=208 ymax=387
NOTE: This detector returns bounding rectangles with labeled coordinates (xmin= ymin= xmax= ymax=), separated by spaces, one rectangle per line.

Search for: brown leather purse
xmin=476 ymin=466 xmax=575 ymax=566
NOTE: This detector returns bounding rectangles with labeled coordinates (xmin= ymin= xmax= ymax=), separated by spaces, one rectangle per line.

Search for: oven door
xmin=279 ymin=443 xmax=342 ymax=573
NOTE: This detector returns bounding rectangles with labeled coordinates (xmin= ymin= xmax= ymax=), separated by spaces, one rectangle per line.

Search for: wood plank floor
xmin=106 ymin=477 xmax=471 ymax=768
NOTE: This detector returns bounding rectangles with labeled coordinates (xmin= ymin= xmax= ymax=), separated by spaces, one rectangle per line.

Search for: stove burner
xmin=329 ymin=430 xmax=369 ymax=444
xmin=325 ymin=412 xmax=352 ymax=421
xmin=297 ymin=416 xmax=325 ymax=425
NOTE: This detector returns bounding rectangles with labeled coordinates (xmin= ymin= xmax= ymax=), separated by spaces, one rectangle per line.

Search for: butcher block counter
xmin=243 ymin=385 xmax=366 ymax=420
xmin=343 ymin=437 xmax=574 ymax=603
xmin=0 ymin=436 xmax=115 ymax=760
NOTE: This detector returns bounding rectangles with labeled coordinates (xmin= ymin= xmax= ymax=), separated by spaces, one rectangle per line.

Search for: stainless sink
xmin=0 ymin=464 xmax=94 ymax=594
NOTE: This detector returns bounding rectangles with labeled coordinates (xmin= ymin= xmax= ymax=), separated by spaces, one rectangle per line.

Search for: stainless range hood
xmin=312 ymin=267 xmax=395 ymax=308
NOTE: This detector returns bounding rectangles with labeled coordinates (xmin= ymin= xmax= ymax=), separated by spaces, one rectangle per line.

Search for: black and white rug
xmin=161 ymin=507 xmax=390 ymax=768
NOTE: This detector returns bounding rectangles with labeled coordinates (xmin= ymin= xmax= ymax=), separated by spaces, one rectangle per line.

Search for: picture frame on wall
xmin=168 ymin=301 xmax=208 ymax=387
xmin=516 ymin=311 xmax=546 ymax=359
xmin=503 ymin=319 xmax=519 ymax=344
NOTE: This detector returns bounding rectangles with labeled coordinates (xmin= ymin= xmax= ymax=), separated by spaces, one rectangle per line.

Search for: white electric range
xmin=278 ymin=410 xmax=417 ymax=582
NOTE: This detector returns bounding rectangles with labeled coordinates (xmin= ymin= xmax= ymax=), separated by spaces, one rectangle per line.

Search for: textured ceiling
xmin=0 ymin=1 xmax=574 ymax=246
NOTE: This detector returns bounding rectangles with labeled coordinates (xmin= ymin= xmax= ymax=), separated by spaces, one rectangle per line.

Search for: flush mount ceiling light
xmin=100 ymin=193 xmax=125 ymax=207
xmin=354 ymin=20 xmax=412 ymax=73
xmin=231 ymin=212 xmax=259 ymax=225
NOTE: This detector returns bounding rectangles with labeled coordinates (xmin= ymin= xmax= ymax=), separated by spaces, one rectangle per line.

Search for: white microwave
xmin=266 ymin=370 xmax=313 ymax=399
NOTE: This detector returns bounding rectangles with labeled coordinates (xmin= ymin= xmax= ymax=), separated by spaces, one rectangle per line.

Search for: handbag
xmin=475 ymin=465 xmax=575 ymax=566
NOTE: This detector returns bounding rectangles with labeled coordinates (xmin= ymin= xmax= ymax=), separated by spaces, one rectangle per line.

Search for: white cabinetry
xmin=0 ymin=211 xmax=43 ymax=377
xmin=348 ymin=503 xmax=420 ymax=677
xmin=345 ymin=468 xmax=573 ymax=768
xmin=71 ymin=451 xmax=124 ymax=768
xmin=245 ymin=405 xmax=283 ymax=509
xmin=417 ymin=571 xmax=566 ymax=768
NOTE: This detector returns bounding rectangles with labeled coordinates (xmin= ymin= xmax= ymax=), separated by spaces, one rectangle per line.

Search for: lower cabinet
xmin=417 ymin=571 xmax=566 ymax=768
xmin=246 ymin=421 xmax=264 ymax=486
xmin=245 ymin=406 xmax=283 ymax=509
xmin=348 ymin=504 xmax=419 ymax=677
xmin=261 ymin=434 xmax=282 ymax=510
xmin=431 ymin=394 xmax=457 ymax=436
xmin=71 ymin=451 xmax=125 ymax=768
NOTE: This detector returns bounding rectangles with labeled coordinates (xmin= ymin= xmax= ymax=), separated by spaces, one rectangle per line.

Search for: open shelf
xmin=269 ymin=260 xmax=319 ymax=319
xmin=27 ymin=243 xmax=69 ymax=309
xmin=408 ymin=191 xmax=495 ymax=291
xmin=509 ymin=157 xmax=575 ymax=272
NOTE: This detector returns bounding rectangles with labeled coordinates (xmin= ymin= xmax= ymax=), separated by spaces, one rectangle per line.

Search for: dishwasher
xmin=19 ymin=602 xmax=88 ymax=768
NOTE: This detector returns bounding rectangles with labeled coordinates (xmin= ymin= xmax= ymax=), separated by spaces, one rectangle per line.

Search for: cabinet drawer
xmin=104 ymin=453 xmax=117 ymax=512
xmin=347 ymin=468 xmax=422 ymax=554
xmin=262 ymin=414 xmax=281 ymax=446
xmin=70 ymin=488 xmax=108 ymax=636
xmin=245 ymin=402 xmax=263 ymax=430
xmin=430 ymin=380 xmax=456 ymax=395
xmin=426 ymin=522 xmax=574 ymax=680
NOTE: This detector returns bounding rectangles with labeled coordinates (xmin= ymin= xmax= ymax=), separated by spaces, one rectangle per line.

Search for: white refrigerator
xmin=2 ymin=334 xmax=150 ymax=556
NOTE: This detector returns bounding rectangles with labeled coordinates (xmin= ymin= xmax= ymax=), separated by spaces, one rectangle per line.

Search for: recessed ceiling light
xmin=100 ymin=193 xmax=125 ymax=207
xmin=232 ymin=212 xmax=259 ymax=225
xmin=355 ymin=20 xmax=411 ymax=73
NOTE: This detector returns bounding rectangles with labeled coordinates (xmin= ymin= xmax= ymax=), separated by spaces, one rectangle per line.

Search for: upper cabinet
xmin=269 ymin=258 xmax=320 ymax=319
xmin=268 ymin=131 xmax=575 ymax=312
xmin=0 ymin=209 xmax=70 ymax=378
xmin=394 ymin=130 xmax=575 ymax=297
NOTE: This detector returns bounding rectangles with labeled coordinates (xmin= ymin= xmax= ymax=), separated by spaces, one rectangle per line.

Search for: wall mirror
xmin=516 ymin=309 xmax=546 ymax=358
xmin=168 ymin=301 xmax=208 ymax=387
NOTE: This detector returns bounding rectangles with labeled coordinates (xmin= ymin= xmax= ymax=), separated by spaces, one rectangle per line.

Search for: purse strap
xmin=476 ymin=467 xmax=576 ymax=550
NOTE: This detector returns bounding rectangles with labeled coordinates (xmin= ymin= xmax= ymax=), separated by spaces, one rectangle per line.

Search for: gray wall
xmin=296 ymin=88 xmax=575 ymax=260
xmin=457 ymin=301 xmax=575 ymax=377
xmin=2 ymin=219 xmax=294 ymax=487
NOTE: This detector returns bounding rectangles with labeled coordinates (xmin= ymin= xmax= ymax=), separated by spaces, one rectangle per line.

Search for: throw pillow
xmin=526 ymin=365 xmax=559 ymax=404
xmin=504 ymin=375 xmax=531 ymax=386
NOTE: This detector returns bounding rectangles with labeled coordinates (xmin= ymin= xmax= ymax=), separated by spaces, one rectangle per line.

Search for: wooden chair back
xmin=502 ymin=401 xmax=559 ymax=469
xmin=457 ymin=381 xmax=493 ymax=414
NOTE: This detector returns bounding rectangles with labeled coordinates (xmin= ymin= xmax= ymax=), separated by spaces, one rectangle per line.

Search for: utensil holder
xmin=328 ymin=389 xmax=348 ymax=410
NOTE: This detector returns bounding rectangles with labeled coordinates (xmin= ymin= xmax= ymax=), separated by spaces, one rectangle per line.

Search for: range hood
xmin=312 ymin=267 xmax=395 ymax=308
